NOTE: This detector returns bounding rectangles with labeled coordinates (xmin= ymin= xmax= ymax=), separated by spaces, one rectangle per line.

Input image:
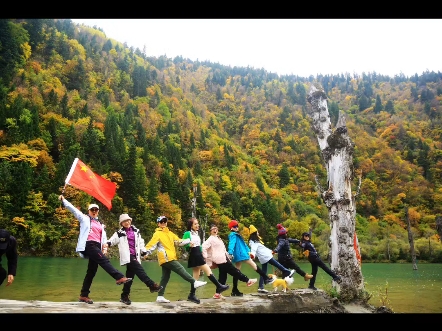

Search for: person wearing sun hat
xmin=248 ymin=224 xmax=294 ymax=293
xmin=202 ymin=223 xmax=256 ymax=299
xmin=144 ymin=215 xmax=207 ymax=304
xmin=273 ymin=223 xmax=313 ymax=283
xmin=227 ymin=220 xmax=275 ymax=297
xmin=58 ymin=195 xmax=133 ymax=304
xmin=0 ymin=229 xmax=18 ymax=287
xmin=106 ymin=213 xmax=162 ymax=305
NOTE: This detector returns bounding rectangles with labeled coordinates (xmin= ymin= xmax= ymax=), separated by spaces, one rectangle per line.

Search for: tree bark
xmin=306 ymin=84 xmax=364 ymax=301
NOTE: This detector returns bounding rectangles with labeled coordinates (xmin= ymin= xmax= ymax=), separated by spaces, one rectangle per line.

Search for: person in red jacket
xmin=0 ymin=229 xmax=18 ymax=287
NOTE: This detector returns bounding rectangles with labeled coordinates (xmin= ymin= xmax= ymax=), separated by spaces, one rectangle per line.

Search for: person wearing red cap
xmin=0 ymin=229 xmax=18 ymax=287
xmin=227 ymin=220 xmax=275 ymax=296
xmin=273 ymin=223 xmax=313 ymax=283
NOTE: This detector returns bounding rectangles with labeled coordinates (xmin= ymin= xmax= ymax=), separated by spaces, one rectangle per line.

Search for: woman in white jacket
xmin=107 ymin=213 xmax=162 ymax=305
xmin=248 ymin=225 xmax=294 ymax=293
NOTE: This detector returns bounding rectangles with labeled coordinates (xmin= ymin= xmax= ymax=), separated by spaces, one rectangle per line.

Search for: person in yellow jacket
xmin=144 ymin=216 xmax=207 ymax=304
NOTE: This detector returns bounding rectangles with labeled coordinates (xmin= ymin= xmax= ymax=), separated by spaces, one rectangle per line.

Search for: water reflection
xmin=1 ymin=257 xmax=441 ymax=313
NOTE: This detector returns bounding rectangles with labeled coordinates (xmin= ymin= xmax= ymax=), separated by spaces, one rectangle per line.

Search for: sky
xmin=71 ymin=19 xmax=441 ymax=78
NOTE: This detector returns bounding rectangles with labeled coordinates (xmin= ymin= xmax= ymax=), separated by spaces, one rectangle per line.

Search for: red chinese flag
xmin=65 ymin=158 xmax=116 ymax=210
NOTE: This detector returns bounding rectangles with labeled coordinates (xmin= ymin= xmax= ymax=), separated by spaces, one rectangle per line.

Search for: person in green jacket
xmin=144 ymin=216 xmax=207 ymax=304
xmin=182 ymin=217 xmax=229 ymax=295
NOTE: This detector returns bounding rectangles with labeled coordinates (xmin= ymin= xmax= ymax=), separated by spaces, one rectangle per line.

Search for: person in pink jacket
xmin=202 ymin=224 xmax=256 ymax=299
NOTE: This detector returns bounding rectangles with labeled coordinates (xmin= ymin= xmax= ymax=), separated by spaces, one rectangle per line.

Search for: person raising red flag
xmin=65 ymin=158 xmax=116 ymax=210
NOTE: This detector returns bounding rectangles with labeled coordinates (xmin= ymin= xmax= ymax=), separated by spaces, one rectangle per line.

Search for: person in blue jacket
xmin=227 ymin=220 xmax=274 ymax=296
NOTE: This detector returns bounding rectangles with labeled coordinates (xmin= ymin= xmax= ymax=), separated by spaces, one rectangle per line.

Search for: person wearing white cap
xmin=0 ymin=229 xmax=18 ymax=287
xmin=144 ymin=215 xmax=207 ymax=304
xmin=59 ymin=195 xmax=132 ymax=304
xmin=106 ymin=213 xmax=162 ymax=305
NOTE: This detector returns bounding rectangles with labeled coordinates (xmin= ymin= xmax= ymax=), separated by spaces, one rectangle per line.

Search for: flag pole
xmin=65 ymin=158 xmax=79 ymax=185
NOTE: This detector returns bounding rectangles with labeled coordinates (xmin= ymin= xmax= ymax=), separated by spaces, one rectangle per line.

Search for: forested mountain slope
xmin=0 ymin=18 xmax=441 ymax=262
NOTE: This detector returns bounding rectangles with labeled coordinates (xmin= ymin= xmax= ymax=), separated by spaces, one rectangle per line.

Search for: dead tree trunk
xmin=405 ymin=206 xmax=418 ymax=270
xmin=306 ymin=84 xmax=364 ymax=302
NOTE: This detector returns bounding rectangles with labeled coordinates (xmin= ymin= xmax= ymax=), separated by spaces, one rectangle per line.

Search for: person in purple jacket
xmin=106 ymin=213 xmax=162 ymax=305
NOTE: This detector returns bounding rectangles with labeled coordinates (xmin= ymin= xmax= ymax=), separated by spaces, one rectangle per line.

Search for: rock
xmin=0 ymin=289 xmax=379 ymax=313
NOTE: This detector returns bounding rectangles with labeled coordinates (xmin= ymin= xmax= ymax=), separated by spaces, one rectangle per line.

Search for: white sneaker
xmin=258 ymin=288 xmax=269 ymax=293
xmin=194 ymin=280 xmax=207 ymax=288
xmin=156 ymin=296 xmax=170 ymax=303
xmin=247 ymin=278 xmax=257 ymax=287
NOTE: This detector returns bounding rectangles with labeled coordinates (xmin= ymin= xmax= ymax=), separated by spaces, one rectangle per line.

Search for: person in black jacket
xmin=0 ymin=229 xmax=18 ymax=287
xmin=299 ymin=228 xmax=342 ymax=290
xmin=273 ymin=224 xmax=313 ymax=282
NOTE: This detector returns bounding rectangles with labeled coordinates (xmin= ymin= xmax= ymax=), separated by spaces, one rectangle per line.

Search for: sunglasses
xmin=232 ymin=225 xmax=238 ymax=228
xmin=158 ymin=220 xmax=167 ymax=224
xmin=90 ymin=208 xmax=99 ymax=212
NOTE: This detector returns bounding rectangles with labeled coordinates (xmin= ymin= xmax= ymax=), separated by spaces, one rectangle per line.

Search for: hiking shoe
xmin=187 ymin=293 xmax=200 ymax=304
xmin=78 ymin=296 xmax=93 ymax=304
xmin=264 ymin=277 xmax=275 ymax=285
xmin=156 ymin=296 xmax=170 ymax=303
xmin=216 ymin=283 xmax=230 ymax=293
xmin=194 ymin=280 xmax=207 ymax=288
xmin=308 ymin=286 xmax=318 ymax=290
xmin=149 ymin=283 xmax=163 ymax=293
xmin=120 ymin=295 xmax=131 ymax=305
xmin=333 ymin=276 xmax=342 ymax=284
xmin=230 ymin=290 xmax=243 ymax=297
xmin=247 ymin=278 xmax=258 ymax=286
xmin=304 ymin=274 xmax=313 ymax=281
xmin=213 ymin=293 xmax=226 ymax=299
xmin=258 ymin=288 xmax=269 ymax=293
xmin=116 ymin=277 xmax=133 ymax=285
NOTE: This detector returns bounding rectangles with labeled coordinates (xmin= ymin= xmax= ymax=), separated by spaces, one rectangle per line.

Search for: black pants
xmin=217 ymin=260 xmax=249 ymax=293
xmin=278 ymin=257 xmax=308 ymax=277
xmin=122 ymin=254 xmax=154 ymax=297
xmin=80 ymin=241 xmax=125 ymax=297
xmin=308 ymin=255 xmax=338 ymax=287
xmin=0 ymin=265 xmax=6 ymax=286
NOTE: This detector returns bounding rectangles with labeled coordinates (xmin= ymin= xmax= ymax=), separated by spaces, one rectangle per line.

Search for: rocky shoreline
xmin=0 ymin=288 xmax=381 ymax=314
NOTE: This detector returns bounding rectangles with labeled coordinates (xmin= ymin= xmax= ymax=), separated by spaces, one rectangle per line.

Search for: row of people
xmin=3 ymin=196 xmax=341 ymax=304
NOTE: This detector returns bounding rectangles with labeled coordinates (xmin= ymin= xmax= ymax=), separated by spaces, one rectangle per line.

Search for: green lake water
xmin=0 ymin=257 xmax=440 ymax=313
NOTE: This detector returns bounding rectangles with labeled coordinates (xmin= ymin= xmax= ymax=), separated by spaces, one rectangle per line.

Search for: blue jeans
xmin=259 ymin=258 xmax=291 ymax=288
